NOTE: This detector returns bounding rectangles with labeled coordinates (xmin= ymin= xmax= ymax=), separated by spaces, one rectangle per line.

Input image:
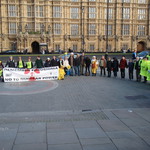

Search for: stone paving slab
xmin=47 ymin=131 xmax=79 ymax=145
xmin=13 ymin=143 xmax=47 ymax=150
xmin=82 ymin=143 xmax=118 ymax=150
xmin=80 ymin=137 xmax=112 ymax=146
xmin=112 ymin=138 xmax=150 ymax=150
xmin=48 ymin=144 xmax=82 ymax=150
xmin=97 ymin=119 xmax=130 ymax=132
xmin=75 ymin=128 xmax=107 ymax=139
xmin=106 ymin=130 xmax=138 ymax=139
xmin=121 ymin=117 xmax=150 ymax=127
xmin=0 ymin=141 xmax=14 ymax=150
xmin=15 ymin=132 xmax=46 ymax=145
xmin=18 ymin=122 xmax=46 ymax=133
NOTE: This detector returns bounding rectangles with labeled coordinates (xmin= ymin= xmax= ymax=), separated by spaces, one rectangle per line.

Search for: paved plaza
xmin=0 ymin=73 xmax=150 ymax=150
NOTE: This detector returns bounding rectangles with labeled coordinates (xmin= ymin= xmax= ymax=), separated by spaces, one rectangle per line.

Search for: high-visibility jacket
xmin=140 ymin=59 xmax=148 ymax=77
xmin=26 ymin=62 xmax=32 ymax=69
xmin=147 ymin=61 xmax=150 ymax=81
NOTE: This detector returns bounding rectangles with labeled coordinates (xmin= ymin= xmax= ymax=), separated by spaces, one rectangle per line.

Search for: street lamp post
xmin=82 ymin=6 xmax=85 ymax=52
xmin=106 ymin=0 xmax=109 ymax=53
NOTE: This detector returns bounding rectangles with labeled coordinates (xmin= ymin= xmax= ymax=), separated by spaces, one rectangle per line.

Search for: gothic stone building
xmin=0 ymin=0 xmax=150 ymax=53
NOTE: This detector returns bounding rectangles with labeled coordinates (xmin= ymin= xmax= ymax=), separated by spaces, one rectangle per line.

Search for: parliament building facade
xmin=0 ymin=0 xmax=150 ymax=53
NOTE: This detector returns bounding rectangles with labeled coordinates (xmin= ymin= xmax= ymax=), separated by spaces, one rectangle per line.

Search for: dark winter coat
xmin=35 ymin=59 xmax=44 ymax=68
xmin=51 ymin=59 xmax=58 ymax=67
xmin=75 ymin=57 xmax=81 ymax=66
xmin=119 ymin=59 xmax=127 ymax=69
xmin=44 ymin=60 xmax=51 ymax=67
xmin=107 ymin=60 xmax=112 ymax=71
xmin=112 ymin=59 xmax=119 ymax=72
xmin=128 ymin=62 xmax=134 ymax=72
xmin=5 ymin=60 xmax=15 ymax=68
xmin=85 ymin=57 xmax=91 ymax=67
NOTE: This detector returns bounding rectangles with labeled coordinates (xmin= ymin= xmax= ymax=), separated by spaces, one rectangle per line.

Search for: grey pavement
xmin=0 ymin=73 xmax=150 ymax=150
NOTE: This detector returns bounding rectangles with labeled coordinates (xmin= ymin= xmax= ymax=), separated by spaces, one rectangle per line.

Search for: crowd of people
xmin=0 ymin=52 xmax=150 ymax=82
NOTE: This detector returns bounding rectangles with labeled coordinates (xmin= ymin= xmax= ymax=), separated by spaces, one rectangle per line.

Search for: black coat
xmin=51 ymin=59 xmax=58 ymax=67
xmin=107 ymin=60 xmax=112 ymax=71
xmin=75 ymin=57 xmax=81 ymax=66
xmin=5 ymin=60 xmax=15 ymax=68
xmin=58 ymin=60 xmax=64 ymax=68
xmin=44 ymin=60 xmax=51 ymax=67
xmin=112 ymin=59 xmax=119 ymax=72
xmin=85 ymin=57 xmax=91 ymax=67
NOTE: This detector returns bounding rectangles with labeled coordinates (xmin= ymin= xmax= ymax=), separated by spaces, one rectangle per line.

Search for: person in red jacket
xmin=119 ymin=56 xmax=127 ymax=78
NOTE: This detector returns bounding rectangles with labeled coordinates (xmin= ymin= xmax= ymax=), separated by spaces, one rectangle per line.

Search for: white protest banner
xmin=3 ymin=67 xmax=59 ymax=82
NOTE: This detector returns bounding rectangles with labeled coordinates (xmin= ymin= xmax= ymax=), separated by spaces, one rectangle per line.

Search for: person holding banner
xmin=58 ymin=57 xmax=65 ymax=80
xmin=17 ymin=56 xmax=25 ymax=68
xmin=5 ymin=56 xmax=15 ymax=68
xmin=34 ymin=56 xmax=44 ymax=68
xmin=26 ymin=57 xmax=33 ymax=69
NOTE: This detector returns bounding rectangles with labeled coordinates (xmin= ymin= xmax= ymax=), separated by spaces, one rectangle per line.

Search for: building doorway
xmin=31 ymin=41 xmax=40 ymax=54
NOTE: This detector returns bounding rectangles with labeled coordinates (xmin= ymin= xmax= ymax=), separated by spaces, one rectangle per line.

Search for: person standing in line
xmin=74 ymin=54 xmax=81 ymax=76
xmin=140 ymin=57 xmax=148 ymax=83
xmin=68 ymin=53 xmax=75 ymax=76
xmin=91 ymin=56 xmax=98 ymax=76
xmin=34 ymin=56 xmax=44 ymax=68
xmin=26 ymin=57 xmax=33 ymax=69
xmin=85 ymin=57 xmax=91 ymax=76
xmin=63 ymin=56 xmax=71 ymax=75
xmin=51 ymin=56 xmax=58 ymax=67
xmin=5 ymin=56 xmax=15 ymax=68
xmin=119 ymin=56 xmax=127 ymax=79
xmin=128 ymin=59 xmax=134 ymax=80
xmin=44 ymin=57 xmax=51 ymax=67
xmin=106 ymin=57 xmax=112 ymax=77
xmin=0 ymin=61 xmax=4 ymax=79
xmin=134 ymin=57 xmax=141 ymax=82
xmin=99 ymin=56 xmax=106 ymax=76
xmin=112 ymin=57 xmax=119 ymax=77
xmin=16 ymin=56 xmax=25 ymax=68
xmin=80 ymin=52 xmax=85 ymax=75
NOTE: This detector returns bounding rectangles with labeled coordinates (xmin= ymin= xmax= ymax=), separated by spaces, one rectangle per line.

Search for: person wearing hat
xmin=26 ymin=57 xmax=33 ymax=69
xmin=44 ymin=57 xmax=51 ymax=67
